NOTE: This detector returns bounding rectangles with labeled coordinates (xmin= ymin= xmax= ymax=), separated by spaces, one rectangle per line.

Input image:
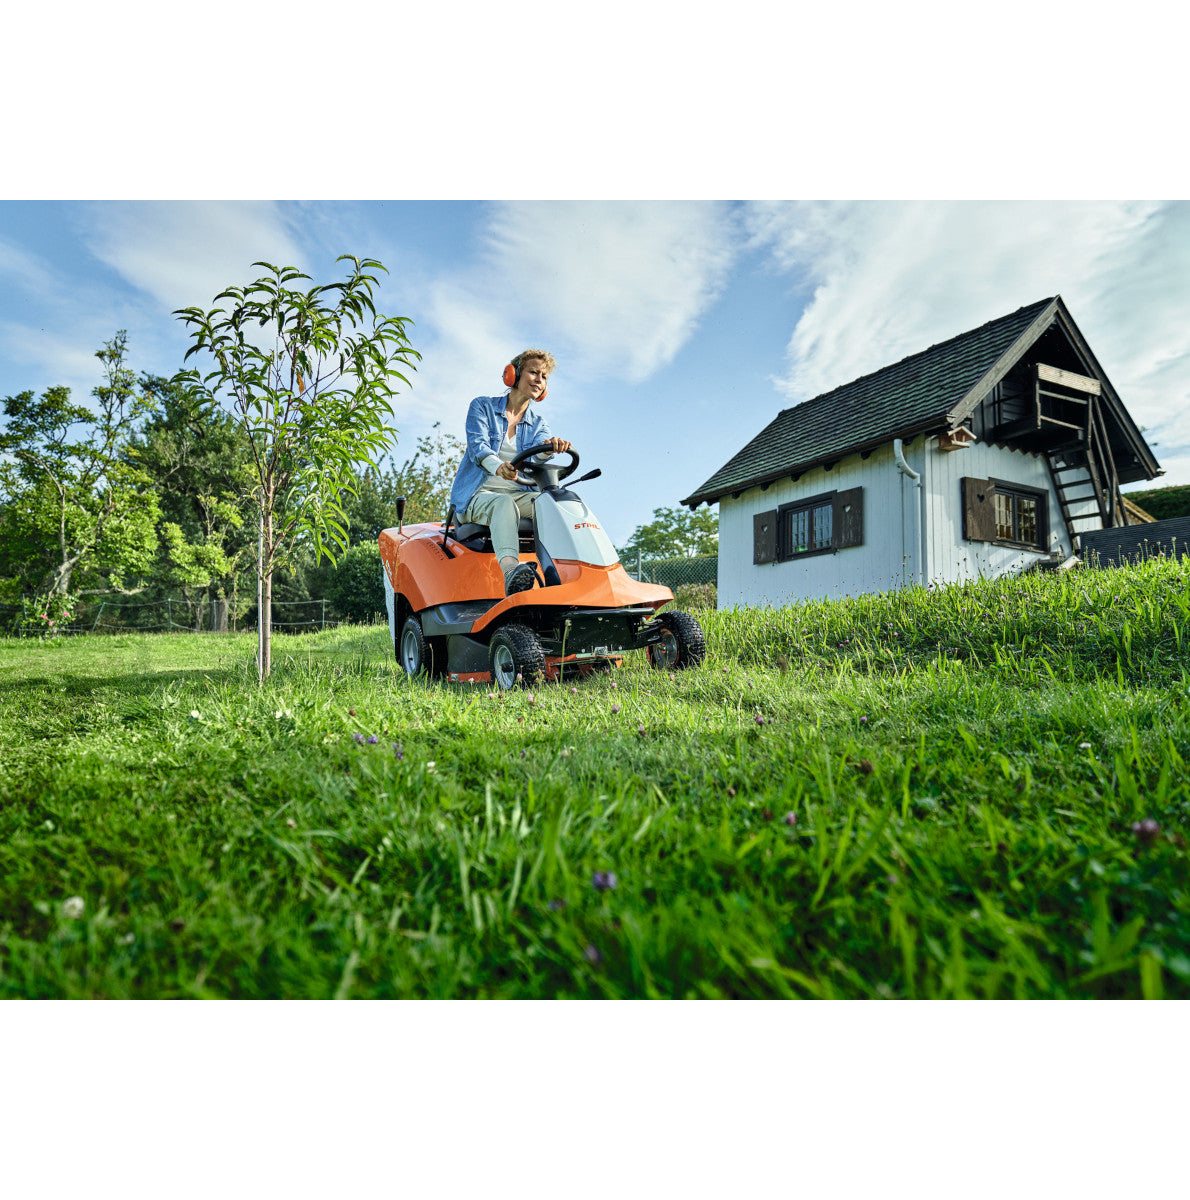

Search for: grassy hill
xmin=1 ymin=556 xmax=1186 ymax=999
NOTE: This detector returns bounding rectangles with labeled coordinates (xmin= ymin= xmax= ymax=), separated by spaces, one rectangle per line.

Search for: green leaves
xmin=171 ymin=257 xmax=419 ymax=678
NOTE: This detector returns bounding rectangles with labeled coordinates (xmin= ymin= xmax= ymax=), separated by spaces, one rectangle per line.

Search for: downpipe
xmin=894 ymin=438 xmax=925 ymax=587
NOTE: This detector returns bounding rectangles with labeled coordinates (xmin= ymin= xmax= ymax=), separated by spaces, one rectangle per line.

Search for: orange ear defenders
xmin=503 ymin=361 xmax=547 ymax=401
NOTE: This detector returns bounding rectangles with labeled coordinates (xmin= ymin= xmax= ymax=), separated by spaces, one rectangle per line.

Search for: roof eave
xmin=681 ymin=416 xmax=950 ymax=508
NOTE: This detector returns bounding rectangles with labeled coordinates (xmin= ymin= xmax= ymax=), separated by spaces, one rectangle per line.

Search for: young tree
xmin=173 ymin=256 xmax=418 ymax=680
xmin=0 ymin=333 xmax=160 ymax=606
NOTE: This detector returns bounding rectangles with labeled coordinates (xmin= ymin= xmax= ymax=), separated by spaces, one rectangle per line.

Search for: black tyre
xmin=489 ymin=623 xmax=545 ymax=690
xmin=647 ymin=609 xmax=706 ymax=671
xmin=397 ymin=616 xmax=430 ymax=676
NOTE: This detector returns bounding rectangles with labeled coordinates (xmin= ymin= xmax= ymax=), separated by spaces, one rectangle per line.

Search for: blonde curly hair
xmin=510 ymin=348 xmax=557 ymax=377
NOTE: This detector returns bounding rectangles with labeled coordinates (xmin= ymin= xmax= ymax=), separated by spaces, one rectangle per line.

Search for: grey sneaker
xmin=505 ymin=563 xmax=536 ymax=596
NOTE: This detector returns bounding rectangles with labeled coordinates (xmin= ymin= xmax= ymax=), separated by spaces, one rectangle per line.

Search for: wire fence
xmin=627 ymin=553 xmax=718 ymax=589
xmin=5 ymin=551 xmax=722 ymax=636
xmin=1 ymin=595 xmax=337 ymax=637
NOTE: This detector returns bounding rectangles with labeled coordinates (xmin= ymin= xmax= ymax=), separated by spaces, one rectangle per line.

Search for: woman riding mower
xmin=448 ymin=349 xmax=572 ymax=596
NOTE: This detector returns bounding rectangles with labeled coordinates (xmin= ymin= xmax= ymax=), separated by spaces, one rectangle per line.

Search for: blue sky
xmin=1 ymin=199 xmax=1187 ymax=548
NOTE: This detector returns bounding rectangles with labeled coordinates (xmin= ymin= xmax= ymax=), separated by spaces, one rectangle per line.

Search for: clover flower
xmin=592 ymin=870 xmax=617 ymax=891
xmin=62 ymin=896 xmax=85 ymax=919
xmin=611 ymin=704 xmax=621 ymax=715
xmin=783 ymin=812 xmax=798 ymax=827
xmin=366 ymin=735 xmax=379 ymax=744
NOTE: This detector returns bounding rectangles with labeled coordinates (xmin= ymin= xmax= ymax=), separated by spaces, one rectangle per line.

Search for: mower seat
xmin=452 ymin=516 xmax=536 ymax=553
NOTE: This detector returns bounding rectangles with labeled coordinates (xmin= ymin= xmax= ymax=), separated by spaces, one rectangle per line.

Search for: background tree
xmin=131 ymin=375 xmax=255 ymax=630
xmin=617 ymin=504 xmax=719 ymax=563
xmin=173 ymin=256 xmax=418 ymax=680
xmin=0 ymin=332 xmax=160 ymax=606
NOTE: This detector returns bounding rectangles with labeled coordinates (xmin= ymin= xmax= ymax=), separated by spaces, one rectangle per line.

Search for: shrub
xmin=329 ymin=541 xmax=386 ymax=624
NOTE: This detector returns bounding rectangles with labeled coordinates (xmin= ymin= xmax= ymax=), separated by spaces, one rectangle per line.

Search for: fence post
xmin=321 ymin=598 xmax=326 ymax=631
xmin=167 ymin=597 xmax=172 ymax=630
xmin=91 ymin=601 xmax=106 ymax=632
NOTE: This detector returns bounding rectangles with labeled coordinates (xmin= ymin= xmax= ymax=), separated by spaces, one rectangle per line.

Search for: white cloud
xmin=483 ymin=201 xmax=738 ymax=382
xmin=389 ymin=200 xmax=740 ymax=459
xmin=746 ymin=200 xmax=1190 ymax=483
xmin=81 ymin=201 xmax=306 ymax=314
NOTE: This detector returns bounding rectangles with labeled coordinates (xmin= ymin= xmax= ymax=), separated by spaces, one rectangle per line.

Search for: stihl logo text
xmin=574 ymin=522 xmax=601 ymax=531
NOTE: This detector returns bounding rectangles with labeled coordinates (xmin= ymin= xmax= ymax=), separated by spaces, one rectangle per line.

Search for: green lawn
xmin=2 ymin=558 xmax=1187 ymax=998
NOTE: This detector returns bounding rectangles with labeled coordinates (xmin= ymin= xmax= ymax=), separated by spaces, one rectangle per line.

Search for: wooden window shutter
xmin=753 ymin=509 xmax=777 ymax=564
xmin=961 ymin=477 xmax=997 ymax=542
xmin=1036 ymin=492 xmax=1050 ymax=551
xmin=833 ymin=487 xmax=863 ymax=549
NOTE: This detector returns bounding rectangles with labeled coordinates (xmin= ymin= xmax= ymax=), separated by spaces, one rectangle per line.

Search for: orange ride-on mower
xmin=378 ymin=443 xmax=706 ymax=688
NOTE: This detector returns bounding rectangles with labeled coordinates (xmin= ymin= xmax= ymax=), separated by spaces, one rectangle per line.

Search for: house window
xmin=753 ymin=488 xmax=863 ymax=565
xmin=963 ymin=477 xmax=1048 ymax=551
xmin=782 ymin=496 xmax=833 ymax=557
xmin=994 ymin=489 xmax=1038 ymax=544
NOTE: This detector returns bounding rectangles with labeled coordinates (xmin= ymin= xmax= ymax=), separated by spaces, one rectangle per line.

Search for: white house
xmin=682 ymin=297 xmax=1162 ymax=608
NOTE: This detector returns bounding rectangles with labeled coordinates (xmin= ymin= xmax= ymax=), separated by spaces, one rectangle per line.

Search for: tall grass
xmin=1 ymin=558 xmax=1186 ymax=998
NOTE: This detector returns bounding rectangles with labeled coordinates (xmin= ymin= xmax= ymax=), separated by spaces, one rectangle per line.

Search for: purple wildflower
xmin=755 ymin=714 xmax=765 ymax=725
xmin=611 ymin=704 xmax=621 ymax=715
xmin=366 ymin=735 xmax=379 ymax=744
xmin=860 ymin=715 xmax=868 ymax=723
xmin=547 ymin=898 xmax=566 ymax=912
xmin=592 ymin=871 xmax=618 ymax=892
xmin=352 ymin=733 xmax=364 ymax=744
xmin=393 ymin=743 xmax=404 ymax=759
xmin=783 ymin=811 xmax=798 ymax=827
xmin=637 ymin=725 xmax=646 ymax=736
xmin=584 ymin=944 xmax=602 ymax=965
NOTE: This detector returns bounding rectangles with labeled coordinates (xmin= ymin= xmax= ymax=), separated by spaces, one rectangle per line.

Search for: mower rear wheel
xmin=489 ymin=623 xmax=545 ymax=690
xmin=647 ymin=609 xmax=706 ymax=671
xmin=398 ymin=616 xmax=431 ymax=677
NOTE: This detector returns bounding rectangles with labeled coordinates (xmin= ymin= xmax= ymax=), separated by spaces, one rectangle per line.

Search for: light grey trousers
xmin=464 ymin=488 xmax=536 ymax=563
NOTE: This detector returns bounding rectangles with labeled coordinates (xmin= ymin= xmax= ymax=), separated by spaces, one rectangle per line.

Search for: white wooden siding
xmin=921 ymin=437 xmax=1073 ymax=585
xmin=717 ymin=436 xmax=1105 ymax=609
xmin=718 ymin=444 xmax=915 ymax=609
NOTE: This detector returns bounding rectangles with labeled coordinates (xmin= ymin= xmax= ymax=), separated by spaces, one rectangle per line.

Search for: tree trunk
xmin=258 ymin=506 xmax=273 ymax=682
xmin=213 ymin=597 xmax=229 ymax=633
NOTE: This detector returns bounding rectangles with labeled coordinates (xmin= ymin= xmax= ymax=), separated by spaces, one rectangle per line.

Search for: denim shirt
xmin=448 ymin=394 xmax=554 ymax=516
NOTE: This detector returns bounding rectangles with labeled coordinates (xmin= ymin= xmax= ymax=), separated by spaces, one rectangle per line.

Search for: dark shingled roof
xmin=683 ymin=297 xmax=1057 ymax=508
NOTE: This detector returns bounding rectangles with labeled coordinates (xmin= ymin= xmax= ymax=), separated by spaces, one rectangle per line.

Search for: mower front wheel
xmin=489 ymin=623 xmax=545 ymax=690
xmin=647 ymin=609 xmax=706 ymax=671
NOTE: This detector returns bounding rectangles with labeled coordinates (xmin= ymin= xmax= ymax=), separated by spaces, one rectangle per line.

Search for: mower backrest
xmin=452 ymin=516 xmax=536 ymax=554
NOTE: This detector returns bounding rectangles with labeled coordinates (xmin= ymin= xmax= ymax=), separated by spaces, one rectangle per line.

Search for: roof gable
xmin=683 ymin=297 xmax=1059 ymax=507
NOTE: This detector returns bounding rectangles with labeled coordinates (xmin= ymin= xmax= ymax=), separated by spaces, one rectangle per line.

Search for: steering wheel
xmin=509 ymin=442 xmax=580 ymax=486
